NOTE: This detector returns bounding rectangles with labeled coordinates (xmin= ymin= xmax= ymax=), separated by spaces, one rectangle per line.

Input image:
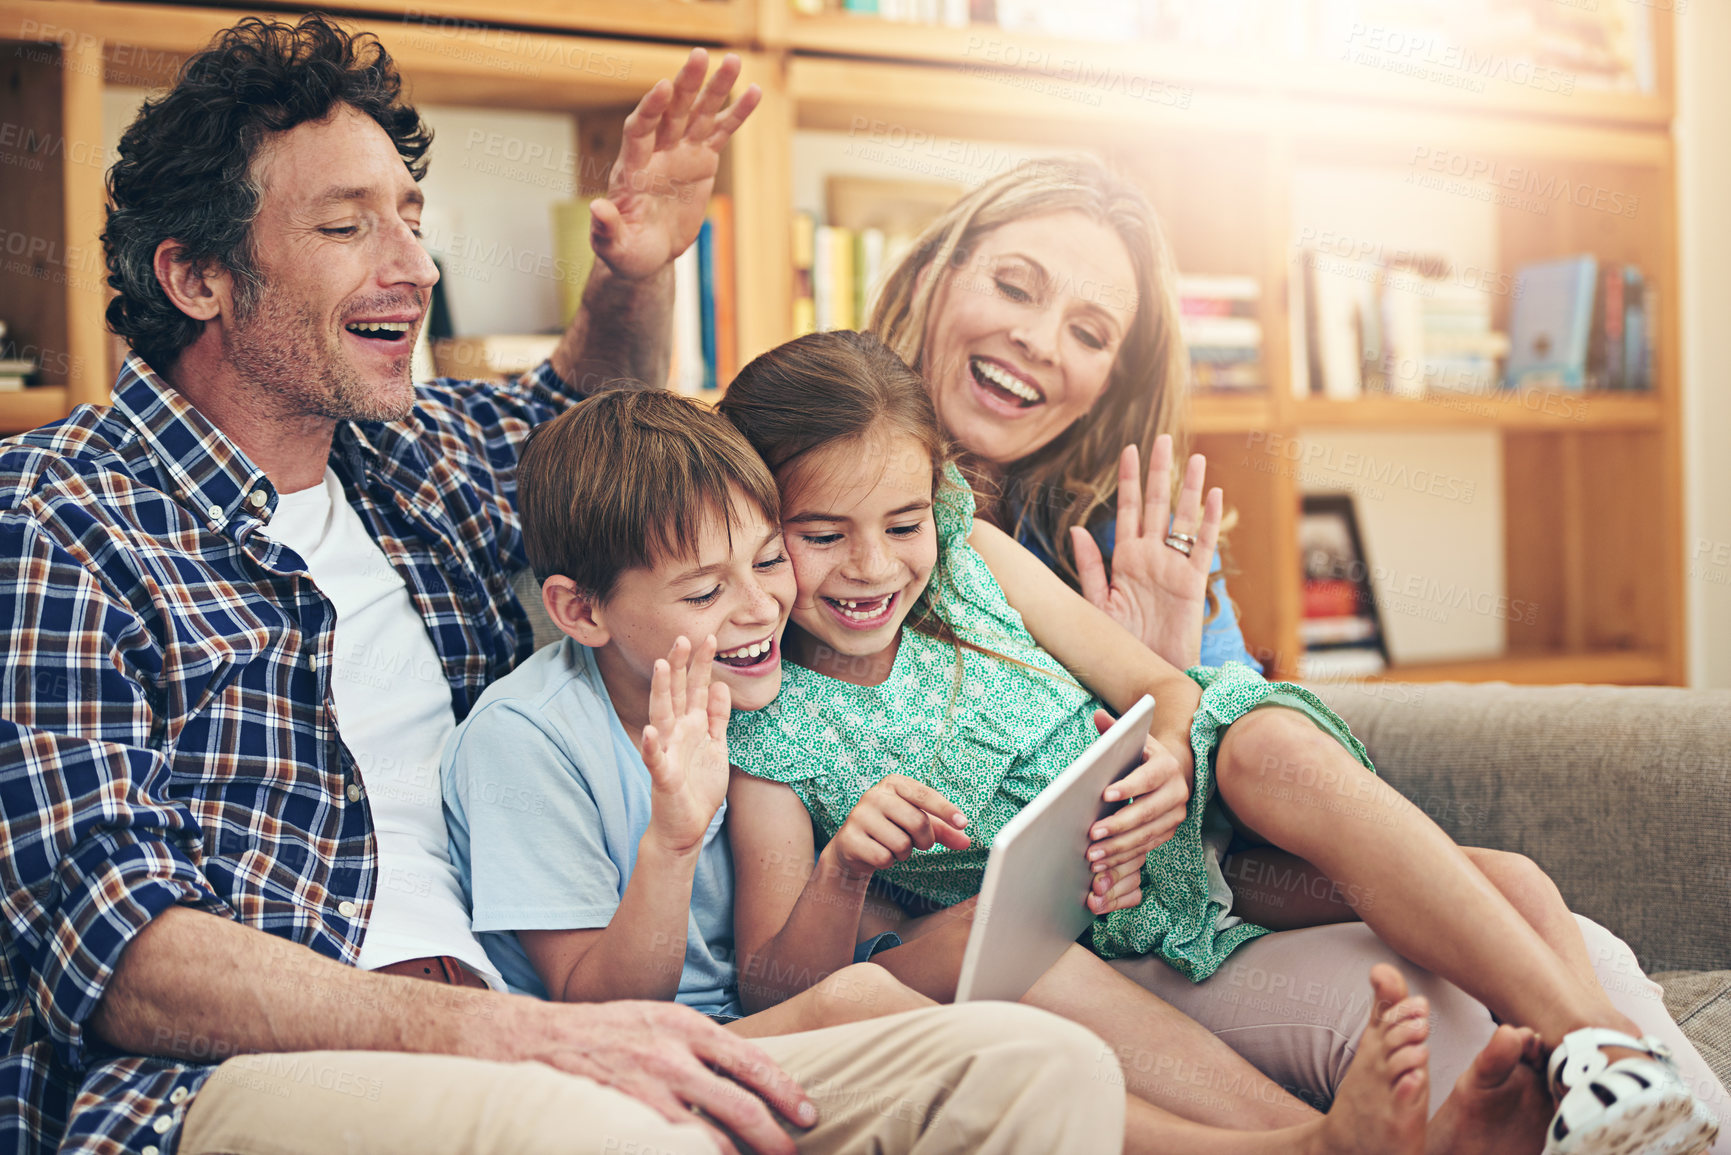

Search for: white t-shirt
xmin=263 ymin=467 xmax=503 ymax=988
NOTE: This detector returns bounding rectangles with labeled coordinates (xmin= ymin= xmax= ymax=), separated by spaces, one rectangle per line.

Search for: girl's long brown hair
xmin=869 ymin=155 xmax=1219 ymax=616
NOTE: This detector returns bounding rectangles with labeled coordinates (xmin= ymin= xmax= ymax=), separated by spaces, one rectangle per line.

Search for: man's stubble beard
xmin=224 ymin=288 xmax=417 ymax=424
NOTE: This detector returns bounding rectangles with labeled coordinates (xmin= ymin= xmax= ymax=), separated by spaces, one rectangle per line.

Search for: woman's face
xmin=920 ymin=210 xmax=1139 ymax=466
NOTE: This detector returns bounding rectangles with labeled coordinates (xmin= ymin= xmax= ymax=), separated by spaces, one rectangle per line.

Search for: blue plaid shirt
xmin=0 ymin=353 xmax=586 ymax=1155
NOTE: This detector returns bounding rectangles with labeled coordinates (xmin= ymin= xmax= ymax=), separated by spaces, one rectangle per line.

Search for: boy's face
xmin=595 ymin=490 xmax=795 ymax=713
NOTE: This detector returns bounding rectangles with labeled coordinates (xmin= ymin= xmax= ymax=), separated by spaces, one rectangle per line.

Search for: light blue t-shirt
xmin=441 ymin=637 xmax=741 ymax=1017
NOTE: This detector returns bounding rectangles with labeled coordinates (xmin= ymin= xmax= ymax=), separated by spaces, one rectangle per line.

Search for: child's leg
xmin=1213 ymin=705 xmax=1643 ymax=1053
xmin=1094 ymin=966 xmax=1434 ymax=1155
xmin=1224 ymin=844 xmax=1601 ymax=990
xmin=1458 ymin=846 xmax=1602 ymax=990
xmin=726 ymin=963 xmax=933 ymax=1038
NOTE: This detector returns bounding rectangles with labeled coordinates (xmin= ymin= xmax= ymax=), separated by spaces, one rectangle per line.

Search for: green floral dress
xmin=728 ymin=466 xmax=1376 ymax=981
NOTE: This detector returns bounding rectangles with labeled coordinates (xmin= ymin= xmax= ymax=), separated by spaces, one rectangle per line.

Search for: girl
xmin=718 ymin=329 xmax=1719 ymax=1155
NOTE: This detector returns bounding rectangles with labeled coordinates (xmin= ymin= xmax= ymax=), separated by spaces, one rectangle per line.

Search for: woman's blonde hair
xmin=869 ymin=155 xmax=1195 ymax=594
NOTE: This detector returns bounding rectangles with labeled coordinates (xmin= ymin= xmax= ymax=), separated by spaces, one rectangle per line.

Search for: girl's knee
xmin=1464 ymin=847 xmax=1560 ymax=908
xmin=1216 ymin=706 xmax=1364 ymax=798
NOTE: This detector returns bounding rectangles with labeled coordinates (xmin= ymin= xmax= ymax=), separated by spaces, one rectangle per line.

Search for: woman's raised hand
xmin=820 ymin=775 xmax=971 ymax=882
xmin=1070 ymin=435 xmax=1223 ymax=671
xmin=590 ymin=49 xmax=761 ymax=281
xmin=641 ymin=636 xmax=733 ymax=855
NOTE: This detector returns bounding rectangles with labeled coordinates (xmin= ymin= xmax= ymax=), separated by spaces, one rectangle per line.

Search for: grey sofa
xmin=1307 ymin=680 xmax=1731 ymax=1091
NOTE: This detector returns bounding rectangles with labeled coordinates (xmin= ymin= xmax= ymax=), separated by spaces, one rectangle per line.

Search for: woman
xmin=870 ymin=155 xmax=1242 ymax=672
xmin=864 ymin=155 xmax=1728 ymax=1147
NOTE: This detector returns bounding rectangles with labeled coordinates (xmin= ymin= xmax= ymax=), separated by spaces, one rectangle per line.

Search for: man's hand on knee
xmin=511 ymin=999 xmax=814 ymax=1155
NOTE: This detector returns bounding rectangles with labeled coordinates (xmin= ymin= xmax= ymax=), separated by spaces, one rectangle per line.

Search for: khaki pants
xmin=179 ymin=1003 xmax=1125 ymax=1155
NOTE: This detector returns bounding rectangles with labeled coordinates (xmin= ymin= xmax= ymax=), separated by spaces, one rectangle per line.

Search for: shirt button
xmin=205 ymin=503 xmax=223 ymax=521
xmin=248 ymin=489 xmax=267 ymax=508
xmin=346 ymin=783 xmax=364 ymax=802
xmin=338 ymin=900 xmax=358 ymax=918
xmin=169 ymin=1086 xmax=189 ymax=1106
xmin=143 ymin=1147 xmax=160 ymax=1155
xmin=307 ymin=652 xmax=319 ymax=670
xmin=153 ymin=1115 xmax=173 ymax=1134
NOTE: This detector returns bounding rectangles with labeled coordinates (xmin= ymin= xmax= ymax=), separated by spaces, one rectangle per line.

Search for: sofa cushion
xmin=1307 ymin=682 xmax=1731 ymax=977
xmin=1657 ymin=970 xmax=1731 ymax=1094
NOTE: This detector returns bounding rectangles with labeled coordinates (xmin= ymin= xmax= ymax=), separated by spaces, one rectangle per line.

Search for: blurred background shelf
xmin=0 ymin=0 xmax=1688 ymax=687
xmin=0 ymin=388 xmax=70 ymax=434
xmin=1380 ymin=649 xmax=1669 ymax=686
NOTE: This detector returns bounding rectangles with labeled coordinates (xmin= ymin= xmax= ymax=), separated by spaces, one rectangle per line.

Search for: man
xmin=0 ymin=16 xmax=1124 ymax=1155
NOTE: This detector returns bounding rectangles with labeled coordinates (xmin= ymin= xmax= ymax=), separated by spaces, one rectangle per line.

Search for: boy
xmin=442 ymin=387 xmax=925 ymax=1035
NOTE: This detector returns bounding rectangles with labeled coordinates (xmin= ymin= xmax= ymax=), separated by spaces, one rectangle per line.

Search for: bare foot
xmin=1302 ymin=964 xmax=1430 ymax=1155
xmin=1426 ymin=1024 xmax=1551 ymax=1155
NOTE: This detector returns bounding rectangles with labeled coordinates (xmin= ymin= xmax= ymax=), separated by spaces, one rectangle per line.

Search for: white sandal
xmin=1544 ymin=1028 xmax=1720 ymax=1155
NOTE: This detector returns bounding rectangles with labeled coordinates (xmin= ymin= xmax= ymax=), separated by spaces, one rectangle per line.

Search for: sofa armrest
xmin=1303 ymin=681 xmax=1731 ymax=975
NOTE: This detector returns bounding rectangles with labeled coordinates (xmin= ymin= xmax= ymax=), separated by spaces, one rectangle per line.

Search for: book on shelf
xmin=804 ymin=0 xmax=969 ymax=27
xmin=709 ymin=196 xmax=739 ymax=388
xmin=1506 ymin=256 xmax=1654 ymax=394
xmin=0 ymin=358 xmax=37 ymax=391
xmin=799 ymin=218 xmax=901 ymax=336
xmin=672 ymin=242 xmax=705 ymax=394
xmin=1177 ymin=274 xmax=1262 ymax=392
xmin=665 ymin=196 xmax=739 ymax=395
xmin=550 ymin=200 xmax=596 ymax=326
xmin=792 ymin=212 xmax=817 ymax=336
xmin=1293 ymin=248 xmax=1510 ymax=402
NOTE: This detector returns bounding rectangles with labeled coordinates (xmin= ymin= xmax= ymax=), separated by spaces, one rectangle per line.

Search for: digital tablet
xmin=954 ymin=694 xmax=1156 ymax=1003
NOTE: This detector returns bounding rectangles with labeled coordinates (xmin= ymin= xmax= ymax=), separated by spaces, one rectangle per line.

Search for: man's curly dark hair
xmin=103 ymin=15 xmax=433 ymax=372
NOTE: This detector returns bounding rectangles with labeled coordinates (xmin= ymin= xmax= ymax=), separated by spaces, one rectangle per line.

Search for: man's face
xmin=225 ymin=103 xmax=439 ymax=422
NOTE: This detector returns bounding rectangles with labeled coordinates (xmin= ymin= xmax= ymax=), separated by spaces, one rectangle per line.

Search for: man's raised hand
xmin=591 ymin=48 xmax=761 ymax=280
xmin=642 ymin=635 xmax=732 ymax=854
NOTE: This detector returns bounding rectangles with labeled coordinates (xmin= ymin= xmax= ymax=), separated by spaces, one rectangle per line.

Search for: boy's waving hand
xmin=642 ymin=635 xmax=733 ymax=854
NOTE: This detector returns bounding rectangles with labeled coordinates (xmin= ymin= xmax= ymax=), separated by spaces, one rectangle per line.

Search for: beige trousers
xmin=178 ymin=1003 xmax=1126 ymax=1155
xmin=1111 ymin=916 xmax=1729 ymax=1154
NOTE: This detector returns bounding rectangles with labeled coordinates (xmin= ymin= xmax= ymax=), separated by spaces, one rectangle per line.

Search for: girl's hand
xmin=591 ymin=49 xmax=761 ymax=281
xmin=642 ymin=636 xmax=732 ymax=855
xmin=1071 ymin=436 xmax=1223 ymax=671
xmin=1083 ymin=710 xmax=1189 ymax=913
xmin=821 ymin=775 xmax=971 ymax=882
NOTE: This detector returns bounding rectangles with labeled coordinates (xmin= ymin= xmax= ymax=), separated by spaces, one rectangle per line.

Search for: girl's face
xmin=920 ymin=210 xmax=1139 ymax=466
xmin=780 ymin=431 xmax=939 ymax=685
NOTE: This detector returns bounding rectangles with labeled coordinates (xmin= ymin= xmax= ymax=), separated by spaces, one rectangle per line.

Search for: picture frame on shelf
xmin=1297 ymin=493 xmax=1387 ymax=679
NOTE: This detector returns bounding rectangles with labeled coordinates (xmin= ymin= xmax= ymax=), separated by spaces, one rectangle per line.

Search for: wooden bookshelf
xmin=769 ymin=11 xmax=1674 ymax=131
xmin=0 ymin=0 xmax=1686 ymax=687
